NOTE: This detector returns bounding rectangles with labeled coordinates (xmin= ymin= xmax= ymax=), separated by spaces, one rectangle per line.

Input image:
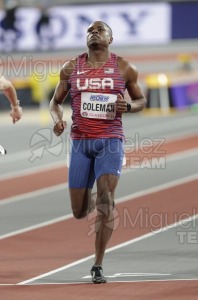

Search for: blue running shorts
xmin=69 ymin=138 xmax=124 ymax=189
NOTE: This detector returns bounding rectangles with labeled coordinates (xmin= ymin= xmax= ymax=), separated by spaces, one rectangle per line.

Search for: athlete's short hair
xmin=101 ymin=22 xmax=113 ymax=37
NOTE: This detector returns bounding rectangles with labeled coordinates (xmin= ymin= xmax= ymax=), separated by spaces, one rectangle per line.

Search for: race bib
xmin=81 ymin=92 xmax=117 ymax=120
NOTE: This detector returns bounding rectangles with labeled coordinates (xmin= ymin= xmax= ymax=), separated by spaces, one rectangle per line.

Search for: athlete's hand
xmin=53 ymin=120 xmax=67 ymax=136
xmin=115 ymin=93 xmax=127 ymax=113
xmin=10 ymin=106 xmax=23 ymax=124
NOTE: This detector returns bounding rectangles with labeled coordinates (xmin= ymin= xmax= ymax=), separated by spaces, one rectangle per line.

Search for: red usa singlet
xmin=68 ymin=52 xmax=126 ymax=139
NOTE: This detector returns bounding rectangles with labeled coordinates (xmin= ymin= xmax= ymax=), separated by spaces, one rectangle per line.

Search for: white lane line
xmin=83 ymin=272 xmax=171 ymax=279
xmin=109 ymin=278 xmax=198 ymax=283
xmin=166 ymin=148 xmax=198 ymax=162
xmin=0 ymin=183 xmax=67 ymax=206
xmin=0 ymin=150 xmax=33 ymax=164
xmin=1 ymin=130 xmax=197 ymax=180
xmin=0 ymin=214 xmax=73 ymax=240
xmin=17 ymin=255 xmax=95 ymax=285
xmin=1 ymin=278 xmax=198 ymax=286
xmin=0 ymin=148 xmax=197 ymax=206
xmin=17 ymin=213 xmax=198 ymax=285
xmin=0 ymin=172 xmax=198 ymax=240
xmin=0 ymin=160 xmax=67 ymax=181
xmin=116 ymin=172 xmax=198 ymax=205
xmin=122 ymin=148 xmax=198 ymax=171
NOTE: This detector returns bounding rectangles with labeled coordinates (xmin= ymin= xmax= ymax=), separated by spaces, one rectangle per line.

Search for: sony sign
xmin=0 ymin=3 xmax=171 ymax=52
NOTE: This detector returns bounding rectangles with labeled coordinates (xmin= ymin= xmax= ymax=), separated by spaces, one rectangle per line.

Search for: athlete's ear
xmin=109 ymin=37 xmax=113 ymax=44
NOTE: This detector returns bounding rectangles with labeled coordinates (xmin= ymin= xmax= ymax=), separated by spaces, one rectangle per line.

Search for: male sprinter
xmin=49 ymin=21 xmax=146 ymax=284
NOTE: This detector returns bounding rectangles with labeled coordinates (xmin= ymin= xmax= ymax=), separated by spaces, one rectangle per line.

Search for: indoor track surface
xmin=0 ymin=108 xmax=198 ymax=299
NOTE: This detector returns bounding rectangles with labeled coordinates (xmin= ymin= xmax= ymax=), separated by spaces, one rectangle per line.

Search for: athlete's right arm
xmin=49 ymin=59 xmax=76 ymax=136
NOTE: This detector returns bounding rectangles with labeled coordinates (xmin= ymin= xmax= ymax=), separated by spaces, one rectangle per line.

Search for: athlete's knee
xmin=70 ymin=188 xmax=91 ymax=219
xmin=96 ymin=192 xmax=113 ymax=218
xmin=72 ymin=208 xmax=88 ymax=219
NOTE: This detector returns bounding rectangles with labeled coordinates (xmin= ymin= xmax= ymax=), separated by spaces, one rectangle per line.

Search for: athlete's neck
xmin=86 ymin=50 xmax=110 ymax=69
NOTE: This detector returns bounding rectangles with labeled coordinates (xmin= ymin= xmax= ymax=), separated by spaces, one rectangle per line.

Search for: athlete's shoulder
xmin=60 ymin=52 xmax=87 ymax=77
xmin=117 ymin=56 xmax=136 ymax=70
xmin=62 ymin=58 xmax=77 ymax=71
xmin=110 ymin=53 xmax=136 ymax=70
xmin=60 ymin=57 xmax=77 ymax=79
xmin=116 ymin=56 xmax=138 ymax=82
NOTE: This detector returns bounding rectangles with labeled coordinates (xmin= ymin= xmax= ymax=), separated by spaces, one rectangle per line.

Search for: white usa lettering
xmin=77 ymin=78 xmax=114 ymax=90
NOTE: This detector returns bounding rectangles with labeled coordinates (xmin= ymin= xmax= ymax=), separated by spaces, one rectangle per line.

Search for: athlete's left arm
xmin=117 ymin=57 xmax=147 ymax=113
xmin=1 ymin=77 xmax=22 ymax=123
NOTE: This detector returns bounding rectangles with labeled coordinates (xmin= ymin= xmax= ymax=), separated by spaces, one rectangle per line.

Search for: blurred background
xmin=1 ymin=2 xmax=198 ymax=292
xmin=0 ymin=0 xmax=198 ymax=116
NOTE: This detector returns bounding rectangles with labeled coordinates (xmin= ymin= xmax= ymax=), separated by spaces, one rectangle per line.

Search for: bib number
xmin=81 ymin=92 xmax=117 ymax=120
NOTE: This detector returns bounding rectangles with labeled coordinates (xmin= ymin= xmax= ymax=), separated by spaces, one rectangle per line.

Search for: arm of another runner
xmin=49 ymin=59 xmax=75 ymax=136
xmin=117 ymin=57 xmax=147 ymax=113
xmin=2 ymin=77 xmax=22 ymax=123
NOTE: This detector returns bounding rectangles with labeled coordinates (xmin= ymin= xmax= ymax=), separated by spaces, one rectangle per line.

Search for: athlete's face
xmin=87 ymin=21 xmax=113 ymax=48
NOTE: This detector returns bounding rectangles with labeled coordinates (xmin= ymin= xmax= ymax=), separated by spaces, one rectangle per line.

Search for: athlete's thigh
xmin=69 ymin=139 xmax=95 ymax=189
xmin=69 ymin=187 xmax=92 ymax=218
xmin=96 ymin=173 xmax=119 ymax=196
xmin=95 ymin=138 xmax=124 ymax=180
xmin=69 ymin=140 xmax=96 ymax=215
